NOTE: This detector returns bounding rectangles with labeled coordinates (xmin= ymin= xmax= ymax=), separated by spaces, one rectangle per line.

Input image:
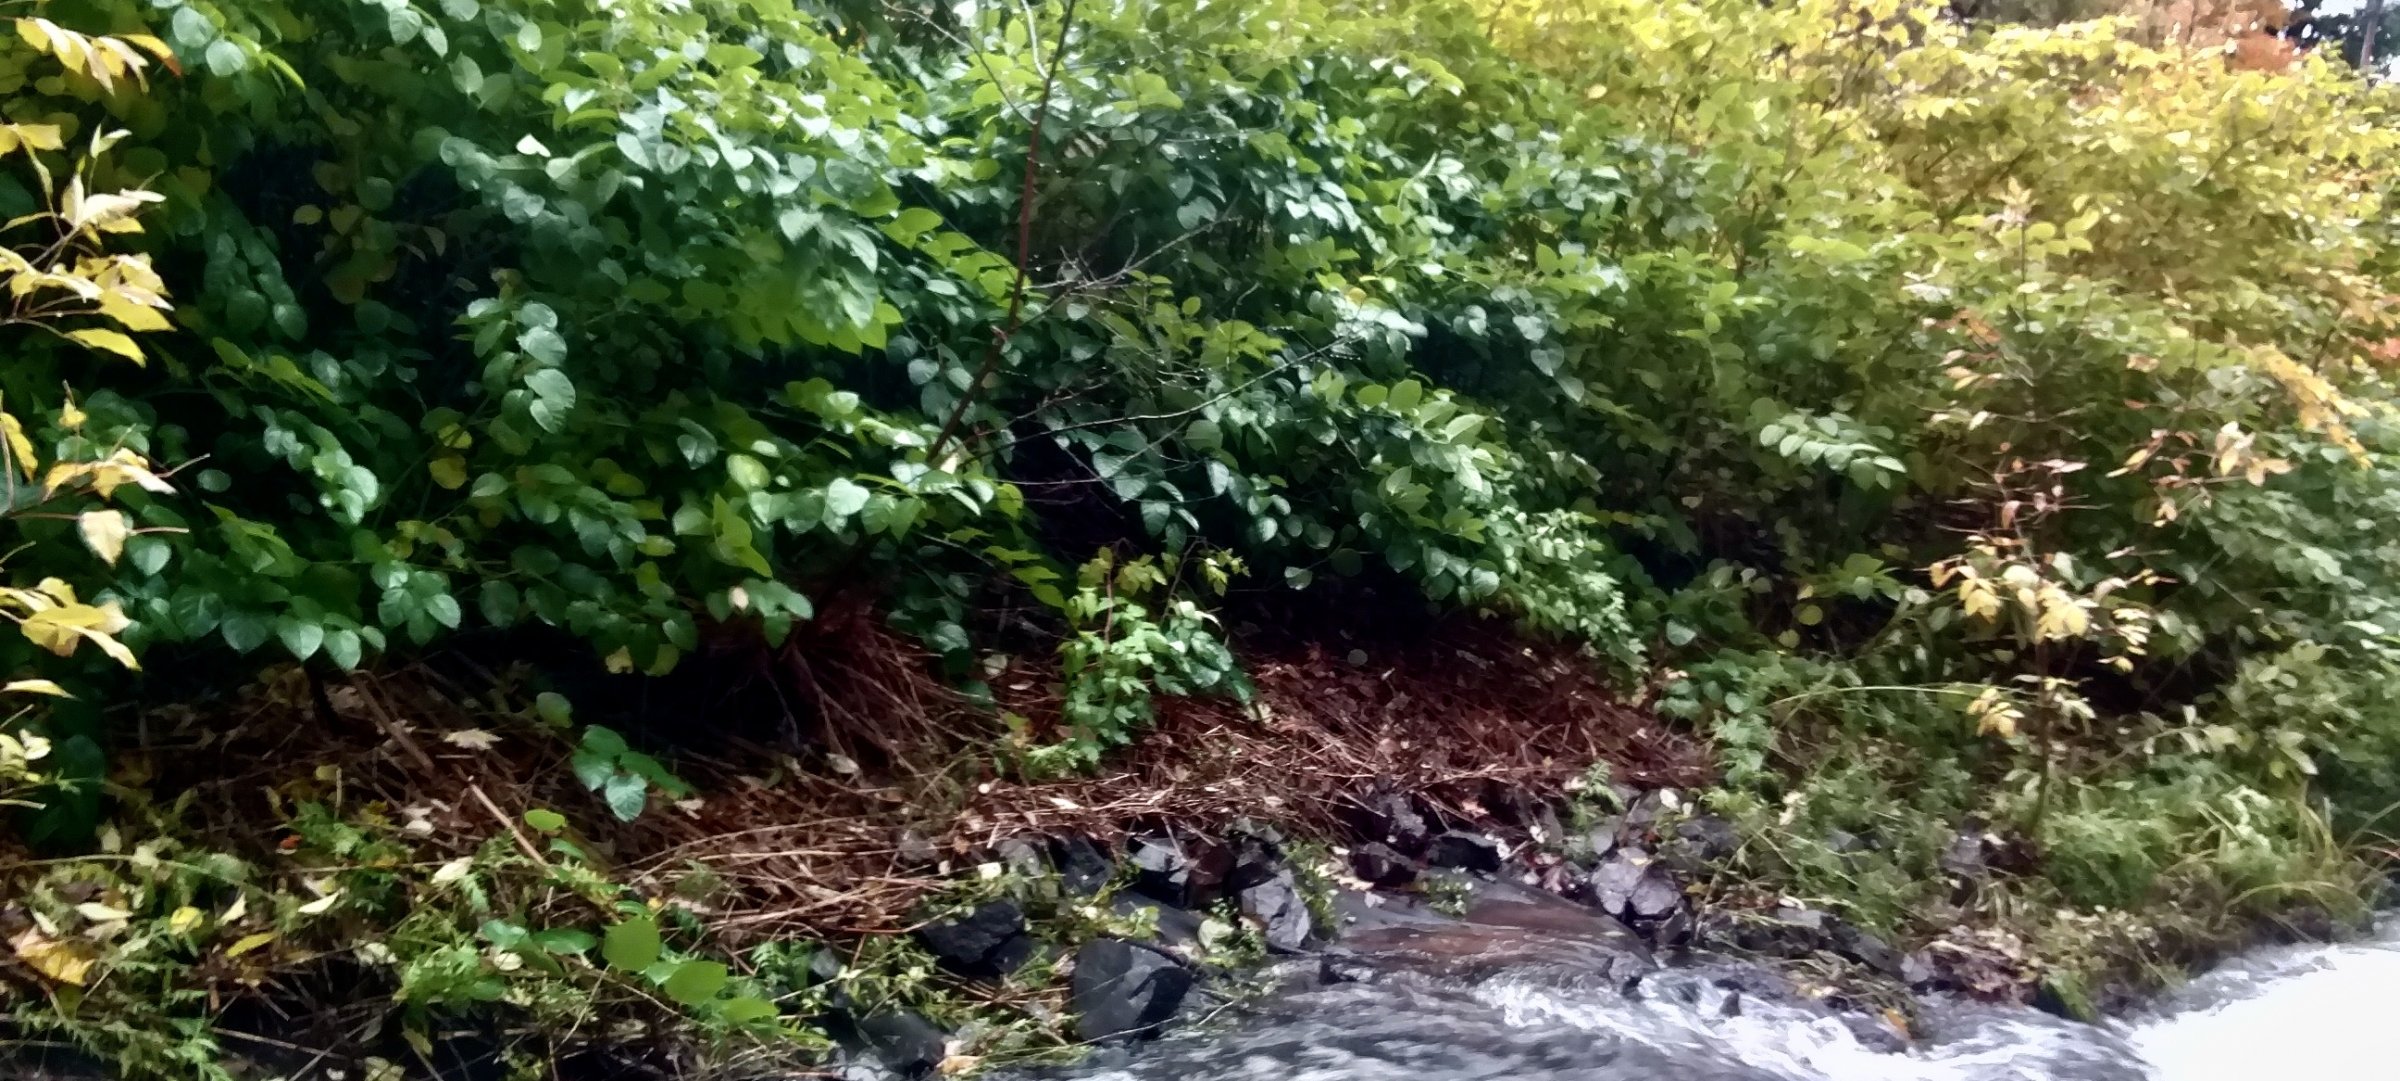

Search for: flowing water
xmin=1055 ymin=892 xmax=2398 ymax=1081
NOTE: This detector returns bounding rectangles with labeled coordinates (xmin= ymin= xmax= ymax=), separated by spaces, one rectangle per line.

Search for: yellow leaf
xmin=65 ymin=327 xmax=144 ymax=365
xmin=223 ymin=931 xmax=277 ymax=959
xmin=7 ymin=926 xmax=96 ymax=986
xmin=0 ymin=407 xmax=36 ymax=480
xmin=96 ymin=292 xmax=172 ymax=332
xmin=20 ymin=600 xmax=137 ymax=669
xmin=428 ymin=456 xmax=467 ymax=490
xmin=73 ymin=901 xmax=130 ymax=923
xmin=167 ymin=906 xmax=205 ymax=935
xmin=1958 ymin=578 xmax=2000 ymax=621
xmin=77 ymin=509 xmax=129 ymax=566
xmin=57 ymin=398 xmax=83 ymax=429
xmin=2 ymin=679 xmax=71 ymax=697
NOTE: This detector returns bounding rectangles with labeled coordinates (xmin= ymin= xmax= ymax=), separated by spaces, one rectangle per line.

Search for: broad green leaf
xmin=601 ymin=913 xmax=660 ymax=971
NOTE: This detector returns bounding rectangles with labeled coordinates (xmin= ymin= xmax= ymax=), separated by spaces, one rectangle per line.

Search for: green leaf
xmin=534 ymin=691 xmax=573 ymax=726
xmin=481 ymin=581 xmax=521 ymax=627
xmin=662 ymin=960 xmax=729 ymax=1006
xmin=601 ymin=914 xmax=661 ymax=971
xmin=323 ymin=629 xmax=363 ymax=670
xmin=824 ymin=478 xmax=870 ymax=519
xmin=523 ymin=808 xmax=567 ymax=833
xmin=221 ymin=611 xmax=272 ymax=654
xmin=602 ymin=772 xmax=649 ymax=821
xmin=1388 ymin=379 xmax=1424 ymax=412
xmin=718 ymin=996 xmax=779 ymax=1024
xmin=276 ymin=618 xmax=325 ymax=661
xmin=204 ymin=39 xmax=247 ymax=77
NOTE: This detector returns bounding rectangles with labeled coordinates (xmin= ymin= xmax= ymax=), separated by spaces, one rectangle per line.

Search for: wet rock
xmin=1673 ymin=815 xmax=1740 ymax=865
xmin=1127 ymin=836 xmax=1225 ymax=909
xmin=1239 ymin=869 xmax=1314 ymax=952
xmin=1050 ymin=835 xmax=1115 ymax=896
xmin=1840 ymin=1013 xmax=1908 ymax=1054
xmin=827 ymin=1010 xmax=947 ymax=1078
xmin=1588 ymin=848 xmax=1679 ymax=920
xmin=995 ymin=836 xmax=1048 ymax=879
xmin=1110 ymin=896 xmax=1203 ymax=949
xmin=1628 ymin=869 xmax=1684 ymax=920
xmin=1072 ymin=939 xmax=1194 ymax=1043
xmin=1585 ymin=815 xmax=1625 ymax=862
xmin=1940 ymin=818 xmax=1990 ymax=880
xmin=1902 ymin=949 xmax=1939 ymax=989
xmin=1319 ymin=955 xmax=1376 ymax=984
xmin=895 ymin=829 xmax=941 ymax=869
xmin=915 ymin=901 xmax=1033 ymax=979
xmin=1367 ymin=791 xmax=1432 ymax=854
xmin=1427 ymin=830 xmax=1504 ymax=874
xmin=1349 ymin=842 xmax=1417 ymax=887
xmin=1622 ymin=790 xmax=1674 ymax=835
xmin=1832 ymin=920 xmax=1905 ymax=979
xmin=1652 ymin=904 xmax=1696 ymax=947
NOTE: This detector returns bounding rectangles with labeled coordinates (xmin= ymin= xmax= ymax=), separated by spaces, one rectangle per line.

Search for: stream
xmin=1051 ymin=891 xmax=2398 ymax=1081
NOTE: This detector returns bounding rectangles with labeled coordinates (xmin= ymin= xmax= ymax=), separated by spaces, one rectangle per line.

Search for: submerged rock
xmin=827 ymin=1010 xmax=947 ymax=1078
xmin=915 ymin=901 xmax=1033 ymax=979
xmin=1072 ymin=939 xmax=1195 ymax=1043
xmin=1428 ymin=830 xmax=1504 ymax=874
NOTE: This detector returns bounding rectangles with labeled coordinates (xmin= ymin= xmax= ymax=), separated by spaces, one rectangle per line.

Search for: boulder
xmin=1427 ymin=830 xmax=1504 ymax=874
xmin=1348 ymin=842 xmax=1417 ymax=887
xmin=1071 ymin=939 xmax=1194 ymax=1043
xmin=1050 ymin=835 xmax=1115 ymax=896
xmin=1239 ymin=869 xmax=1314 ymax=952
xmin=914 ymin=901 xmax=1033 ymax=979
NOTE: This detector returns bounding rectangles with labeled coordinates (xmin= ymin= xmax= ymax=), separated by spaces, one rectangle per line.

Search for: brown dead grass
xmin=131 ymin=606 xmax=1710 ymax=943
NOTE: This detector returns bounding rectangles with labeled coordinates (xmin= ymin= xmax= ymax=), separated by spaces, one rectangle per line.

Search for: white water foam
xmin=2121 ymin=923 xmax=2400 ymax=1081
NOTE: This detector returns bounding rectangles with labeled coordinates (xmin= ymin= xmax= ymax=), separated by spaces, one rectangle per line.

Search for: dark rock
xmin=1652 ymin=904 xmax=1696 ymax=946
xmin=827 ymin=1010 xmax=947 ymax=1078
xmin=1673 ymin=815 xmax=1740 ymax=864
xmin=914 ymin=901 xmax=1033 ymax=979
xmin=1528 ymin=804 xmax=1567 ymax=849
xmin=1239 ymin=869 xmax=1314 ymax=952
xmin=1840 ymin=1013 xmax=1908 ymax=1054
xmin=895 ymin=830 xmax=941 ymax=868
xmin=1940 ymin=818 xmax=1989 ymax=880
xmin=1349 ymin=842 xmax=1417 ymax=887
xmin=807 ymin=946 xmax=846 ymax=987
xmin=1822 ymin=829 xmax=1866 ymax=854
xmin=1427 ymin=830 xmax=1504 ymax=874
xmin=1050 ymin=835 xmax=1115 ymax=896
xmin=1128 ymin=835 xmax=1232 ymax=909
xmin=1622 ymin=790 xmax=1672 ymax=834
xmin=1320 ymin=955 xmax=1375 ymax=984
xmin=1832 ymin=920 xmax=1905 ymax=979
xmin=1110 ymin=896 xmax=1203 ymax=949
xmin=1368 ymin=791 xmax=1432 ymax=854
xmin=995 ymin=837 xmax=1048 ymax=879
xmin=1071 ymin=939 xmax=1194 ymax=1043
xmin=1225 ymin=835 xmax=1279 ymax=893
